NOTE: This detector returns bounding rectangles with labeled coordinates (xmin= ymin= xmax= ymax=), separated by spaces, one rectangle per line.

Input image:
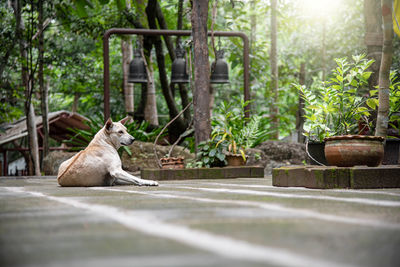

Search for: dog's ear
xmin=105 ymin=118 xmax=113 ymax=132
xmin=119 ymin=116 xmax=132 ymax=125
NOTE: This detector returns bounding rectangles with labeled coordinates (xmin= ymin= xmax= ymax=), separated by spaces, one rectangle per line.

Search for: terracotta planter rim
xmin=324 ymin=135 xmax=385 ymax=142
xmin=160 ymin=156 xmax=184 ymax=161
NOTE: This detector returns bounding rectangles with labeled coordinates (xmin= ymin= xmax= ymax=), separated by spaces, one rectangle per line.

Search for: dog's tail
xmin=57 ymin=150 xmax=84 ymax=183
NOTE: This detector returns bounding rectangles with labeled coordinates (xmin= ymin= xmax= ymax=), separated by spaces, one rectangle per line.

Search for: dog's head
xmin=104 ymin=117 xmax=135 ymax=147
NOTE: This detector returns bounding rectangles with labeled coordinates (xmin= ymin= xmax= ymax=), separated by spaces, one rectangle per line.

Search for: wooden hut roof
xmin=0 ymin=110 xmax=90 ymax=146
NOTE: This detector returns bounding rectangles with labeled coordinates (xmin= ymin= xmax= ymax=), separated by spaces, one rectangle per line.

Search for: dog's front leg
xmin=110 ymin=168 xmax=158 ymax=186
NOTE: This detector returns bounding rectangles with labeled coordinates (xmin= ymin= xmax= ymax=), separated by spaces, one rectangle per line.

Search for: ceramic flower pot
xmin=226 ymin=154 xmax=246 ymax=166
xmin=324 ymin=135 xmax=384 ymax=167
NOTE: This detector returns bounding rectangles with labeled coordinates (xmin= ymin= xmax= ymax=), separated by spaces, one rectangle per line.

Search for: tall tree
xmin=12 ymin=0 xmax=40 ymax=175
xmin=147 ymin=0 xmax=188 ymax=139
xmin=321 ymin=21 xmax=326 ymax=81
xmin=364 ymin=0 xmax=383 ymax=94
xmin=375 ymin=0 xmax=393 ymax=137
xmin=191 ymin=0 xmax=211 ymax=147
xmin=175 ymin=0 xmax=191 ymax=124
xmin=38 ymin=0 xmax=49 ymax=159
xmin=270 ymin=0 xmax=279 ymax=139
xmin=296 ymin=62 xmax=306 ymax=143
xmin=121 ymin=0 xmax=134 ymax=115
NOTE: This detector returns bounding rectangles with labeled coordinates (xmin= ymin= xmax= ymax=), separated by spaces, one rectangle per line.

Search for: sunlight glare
xmin=300 ymin=0 xmax=343 ymax=18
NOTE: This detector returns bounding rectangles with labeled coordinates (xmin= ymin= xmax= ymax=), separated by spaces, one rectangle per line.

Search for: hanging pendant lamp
xmin=210 ymin=49 xmax=229 ymax=84
xmin=128 ymin=47 xmax=147 ymax=84
xmin=171 ymin=43 xmax=189 ymax=84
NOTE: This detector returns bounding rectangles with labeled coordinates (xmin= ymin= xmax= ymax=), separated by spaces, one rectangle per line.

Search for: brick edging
xmin=141 ymin=166 xmax=264 ymax=180
xmin=272 ymin=165 xmax=400 ymax=189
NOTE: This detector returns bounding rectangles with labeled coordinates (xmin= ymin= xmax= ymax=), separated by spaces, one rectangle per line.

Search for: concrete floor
xmin=0 ymin=176 xmax=400 ymax=267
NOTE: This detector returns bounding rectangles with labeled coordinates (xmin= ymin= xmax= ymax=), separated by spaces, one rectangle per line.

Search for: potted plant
xmin=295 ymin=55 xmax=385 ymax=167
xmin=211 ymin=100 xmax=266 ymax=166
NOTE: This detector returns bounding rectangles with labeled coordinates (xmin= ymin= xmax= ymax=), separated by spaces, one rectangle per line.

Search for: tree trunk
xmin=144 ymin=53 xmax=159 ymax=126
xmin=375 ymin=0 xmax=393 ymax=138
xmin=147 ymin=0 xmax=186 ymax=140
xmin=156 ymin=0 xmax=191 ymax=125
xmin=27 ymin=102 xmax=41 ymax=176
xmin=156 ymin=2 xmax=175 ymax=60
xmin=296 ymin=62 xmax=306 ymax=143
xmin=130 ymin=0 xmax=149 ymax=122
xmin=12 ymin=0 xmax=40 ymax=176
xmin=121 ymin=39 xmax=134 ymax=114
xmin=321 ymin=21 xmax=326 ymax=81
xmin=121 ymin=0 xmax=134 ymax=115
xmin=38 ymin=0 xmax=49 ymax=159
xmin=191 ymin=0 xmax=211 ymax=147
xmin=270 ymin=0 xmax=279 ymax=139
xmin=133 ymin=0 xmax=159 ymax=126
xmin=72 ymin=92 xmax=79 ymax=113
xmin=175 ymin=0 xmax=191 ymax=124
xmin=176 ymin=0 xmax=184 ymax=45
xmin=364 ymin=0 xmax=383 ymax=94
xmin=250 ymin=0 xmax=256 ymax=84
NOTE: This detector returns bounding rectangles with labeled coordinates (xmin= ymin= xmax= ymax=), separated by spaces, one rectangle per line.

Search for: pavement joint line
xmin=189 ymin=182 xmax=400 ymax=197
xmin=1 ymin=186 xmax=349 ymax=267
xmin=173 ymin=186 xmax=400 ymax=207
xmin=90 ymin=187 xmax=400 ymax=230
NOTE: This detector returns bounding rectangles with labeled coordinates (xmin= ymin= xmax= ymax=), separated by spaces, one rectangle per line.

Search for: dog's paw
xmin=146 ymin=180 xmax=158 ymax=186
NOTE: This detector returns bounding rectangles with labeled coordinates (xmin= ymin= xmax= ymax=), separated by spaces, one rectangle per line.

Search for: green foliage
xmin=2 ymin=0 xmax=399 ymax=145
xmin=211 ymin=98 xmax=269 ymax=160
xmin=387 ymin=71 xmax=400 ymax=137
xmin=189 ymin=137 xmax=228 ymax=168
xmin=294 ymin=55 xmax=377 ymax=142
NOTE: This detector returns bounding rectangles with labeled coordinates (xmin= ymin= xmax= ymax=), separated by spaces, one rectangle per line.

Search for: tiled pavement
xmin=1 ymin=176 xmax=399 ymax=267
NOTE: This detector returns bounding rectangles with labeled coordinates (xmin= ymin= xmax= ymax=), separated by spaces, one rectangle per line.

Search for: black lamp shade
xmin=128 ymin=49 xmax=147 ymax=84
xmin=171 ymin=45 xmax=189 ymax=83
xmin=210 ymin=50 xmax=229 ymax=84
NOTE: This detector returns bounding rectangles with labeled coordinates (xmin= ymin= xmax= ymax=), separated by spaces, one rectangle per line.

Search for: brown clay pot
xmin=226 ymin=154 xmax=246 ymax=166
xmin=324 ymin=135 xmax=384 ymax=167
xmin=160 ymin=157 xmax=185 ymax=169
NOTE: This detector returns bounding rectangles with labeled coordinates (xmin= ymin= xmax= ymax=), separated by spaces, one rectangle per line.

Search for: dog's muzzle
xmin=121 ymin=136 xmax=135 ymax=146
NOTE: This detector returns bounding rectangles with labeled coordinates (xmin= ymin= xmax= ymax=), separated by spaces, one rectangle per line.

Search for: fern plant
xmin=211 ymin=99 xmax=266 ymax=161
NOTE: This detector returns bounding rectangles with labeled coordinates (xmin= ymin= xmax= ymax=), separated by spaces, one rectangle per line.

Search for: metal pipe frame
xmin=103 ymin=28 xmax=250 ymax=122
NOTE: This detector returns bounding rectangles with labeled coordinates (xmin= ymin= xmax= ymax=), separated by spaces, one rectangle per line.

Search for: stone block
xmin=197 ymin=168 xmax=226 ymax=179
xmin=141 ymin=169 xmax=161 ymax=180
xmin=272 ymin=166 xmax=306 ymax=187
xmin=307 ymin=167 xmax=350 ymax=189
xmin=350 ymin=166 xmax=400 ymax=189
xmin=250 ymin=167 xmax=265 ymax=178
xmin=224 ymin=166 xmax=251 ymax=178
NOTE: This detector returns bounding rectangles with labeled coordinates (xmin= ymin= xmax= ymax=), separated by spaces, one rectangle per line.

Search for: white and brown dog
xmin=57 ymin=117 xmax=158 ymax=187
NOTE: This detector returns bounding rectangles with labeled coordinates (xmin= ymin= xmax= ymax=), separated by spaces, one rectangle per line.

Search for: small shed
xmin=0 ymin=110 xmax=89 ymax=175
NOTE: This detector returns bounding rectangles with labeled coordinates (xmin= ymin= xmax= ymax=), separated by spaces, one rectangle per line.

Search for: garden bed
xmin=141 ymin=166 xmax=264 ymax=180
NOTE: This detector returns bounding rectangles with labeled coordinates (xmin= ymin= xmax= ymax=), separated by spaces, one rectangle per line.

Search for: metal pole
xmin=103 ymin=28 xmax=250 ymax=122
